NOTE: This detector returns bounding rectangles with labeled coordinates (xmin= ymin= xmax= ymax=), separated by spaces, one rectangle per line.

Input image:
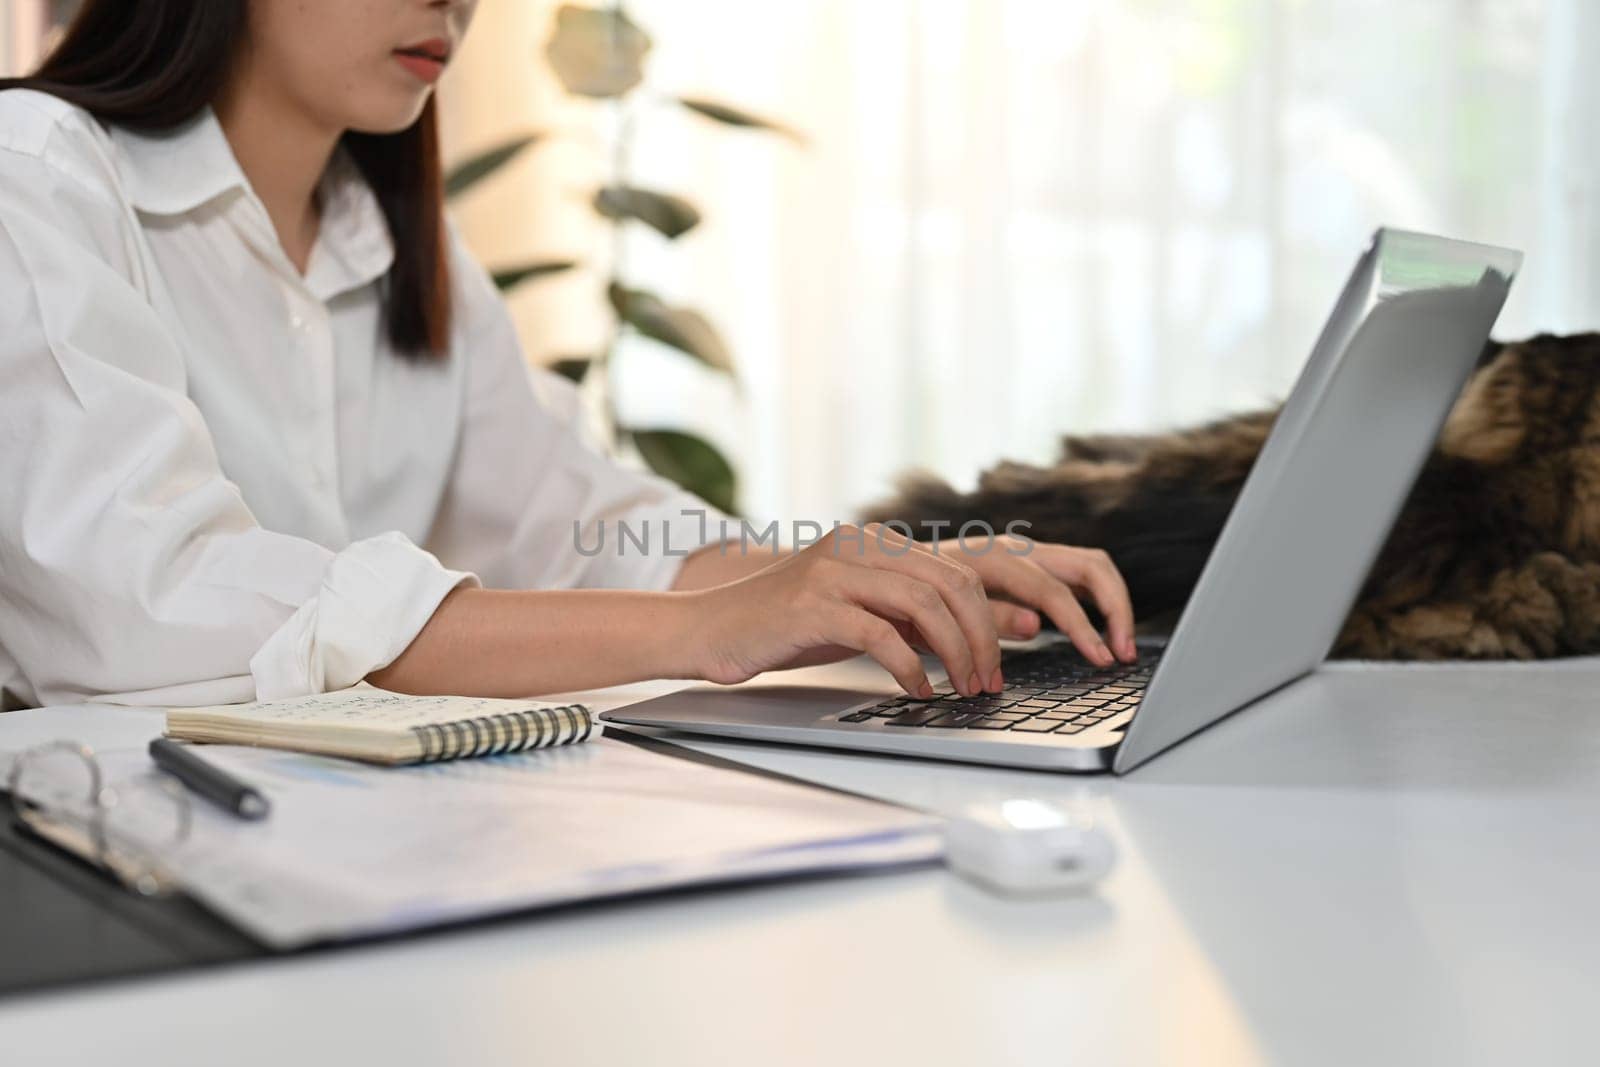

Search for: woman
xmin=0 ymin=0 xmax=1136 ymax=712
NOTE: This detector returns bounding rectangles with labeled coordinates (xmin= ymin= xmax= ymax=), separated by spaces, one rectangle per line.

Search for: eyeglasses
xmin=5 ymin=740 xmax=193 ymax=896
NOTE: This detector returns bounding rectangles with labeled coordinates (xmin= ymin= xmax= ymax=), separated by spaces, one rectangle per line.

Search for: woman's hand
xmin=933 ymin=529 xmax=1138 ymax=665
xmin=678 ymin=523 xmax=1136 ymax=698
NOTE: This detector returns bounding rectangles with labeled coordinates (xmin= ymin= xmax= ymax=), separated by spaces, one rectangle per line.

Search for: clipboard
xmin=0 ymin=809 xmax=260 ymax=998
xmin=0 ymin=728 xmax=938 ymax=997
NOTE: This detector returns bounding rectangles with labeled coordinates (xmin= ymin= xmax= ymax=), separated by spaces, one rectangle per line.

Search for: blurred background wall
xmin=7 ymin=0 xmax=1600 ymax=527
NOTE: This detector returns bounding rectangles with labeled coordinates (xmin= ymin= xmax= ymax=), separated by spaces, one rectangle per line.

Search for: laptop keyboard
xmin=836 ymin=645 xmax=1161 ymax=736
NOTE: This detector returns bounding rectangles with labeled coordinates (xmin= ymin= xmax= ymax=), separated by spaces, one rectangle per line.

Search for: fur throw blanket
xmin=864 ymin=333 xmax=1600 ymax=660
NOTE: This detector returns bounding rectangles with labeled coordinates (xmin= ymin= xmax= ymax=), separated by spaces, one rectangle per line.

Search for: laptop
xmin=604 ymin=229 xmax=1521 ymax=774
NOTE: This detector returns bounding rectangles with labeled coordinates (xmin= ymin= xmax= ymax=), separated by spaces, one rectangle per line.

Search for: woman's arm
xmin=366 ymin=585 xmax=699 ymax=696
xmin=371 ymin=523 xmax=1140 ymax=699
xmin=374 ymin=523 xmax=1005 ymax=698
xmin=670 ymin=541 xmax=782 ymax=590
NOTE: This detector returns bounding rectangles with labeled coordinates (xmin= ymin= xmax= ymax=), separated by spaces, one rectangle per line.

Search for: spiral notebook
xmin=165 ymin=687 xmax=594 ymax=765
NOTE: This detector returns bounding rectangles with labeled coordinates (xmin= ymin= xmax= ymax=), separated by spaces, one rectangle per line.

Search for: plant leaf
xmin=608 ymin=284 xmax=735 ymax=376
xmin=594 ymin=186 xmax=701 ymax=239
xmin=548 ymin=357 xmax=592 ymax=384
xmin=545 ymin=4 xmax=652 ymax=99
xmin=444 ymin=133 xmax=542 ymax=199
xmin=491 ymin=259 xmax=581 ymax=290
xmin=677 ymin=95 xmax=806 ymax=144
xmin=630 ymin=429 xmax=737 ymax=514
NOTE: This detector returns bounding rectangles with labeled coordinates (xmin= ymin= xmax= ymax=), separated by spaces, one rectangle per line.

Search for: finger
xmin=979 ymin=555 xmax=1116 ymax=667
xmin=989 ymin=600 xmax=1041 ymax=640
xmin=862 ymin=523 xmax=1003 ymax=692
xmin=839 ymin=568 xmax=977 ymax=698
xmin=823 ymin=605 xmax=932 ymax=698
xmin=1036 ymin=546 xmax=1137 ymax=661
xmin=888 ymin=618 xmax=926 ymax=650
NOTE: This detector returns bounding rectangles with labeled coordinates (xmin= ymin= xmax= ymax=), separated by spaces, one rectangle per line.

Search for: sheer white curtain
xmin=446 ymin=0 xmax=1595 ymax=527
xmin=583 ymin=0 xmax=1599 ymax=526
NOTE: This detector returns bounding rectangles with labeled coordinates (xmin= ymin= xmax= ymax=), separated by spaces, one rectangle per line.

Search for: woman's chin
xmin=342 ymin=93 xmax=432 ymax=137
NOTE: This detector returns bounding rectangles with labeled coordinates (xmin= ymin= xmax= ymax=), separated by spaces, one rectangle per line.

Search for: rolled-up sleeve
xmin=0 ymin=145 xmax=474 ymax=708
xmin=425 ymin=229 xmax=729 ymax=593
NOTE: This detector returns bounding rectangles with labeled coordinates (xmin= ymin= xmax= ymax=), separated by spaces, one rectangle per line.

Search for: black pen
xmin=149 ymin=737 xmax=271 ymax=820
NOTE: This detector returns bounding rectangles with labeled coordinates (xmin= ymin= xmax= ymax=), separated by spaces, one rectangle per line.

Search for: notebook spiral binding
xmin=409 ymin=703 xmax=593 ymax=763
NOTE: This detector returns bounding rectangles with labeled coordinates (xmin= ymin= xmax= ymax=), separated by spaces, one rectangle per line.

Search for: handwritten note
xmin=194 ymin=687 xmax=573 ymax=730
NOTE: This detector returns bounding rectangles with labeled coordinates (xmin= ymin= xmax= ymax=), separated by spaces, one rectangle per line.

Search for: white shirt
xmin=0 ymin=89 xmax=719 ymax=710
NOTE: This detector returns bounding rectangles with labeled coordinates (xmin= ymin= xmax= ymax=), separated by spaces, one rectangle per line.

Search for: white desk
xmin=3 ymin=659 xmax=1598 ymax=1066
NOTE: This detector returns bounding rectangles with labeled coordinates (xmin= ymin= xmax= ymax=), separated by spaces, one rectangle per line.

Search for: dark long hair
xmin=0 ymin=0 xmax=451 ymax=358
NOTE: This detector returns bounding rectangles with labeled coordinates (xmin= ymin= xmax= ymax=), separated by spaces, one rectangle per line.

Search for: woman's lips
xmin=394 ymin=39 xmax=450 ymax=84
xmin=394 ymin=51 xmax=446 ymax=84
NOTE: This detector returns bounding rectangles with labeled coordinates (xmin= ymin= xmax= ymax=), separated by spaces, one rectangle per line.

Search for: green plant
xmin=443 ymin=2 xmax=803 ymax=515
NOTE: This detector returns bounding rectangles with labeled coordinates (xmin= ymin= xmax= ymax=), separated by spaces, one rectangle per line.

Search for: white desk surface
xmin=2 ymin=658 xmax=1598 ymax=1067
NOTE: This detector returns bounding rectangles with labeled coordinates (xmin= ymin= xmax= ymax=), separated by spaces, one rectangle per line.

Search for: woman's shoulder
xmin=0 ymin=90 xmax=146 ymax=275
xmin=0 ymin=88 xmax=107 ymax=159
xmin=0 ymin=88 xmax=125 ymax=198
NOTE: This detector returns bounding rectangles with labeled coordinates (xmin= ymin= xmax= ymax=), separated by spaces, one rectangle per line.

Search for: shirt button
xmin=290 ymin=314 xmax=305 ymax=330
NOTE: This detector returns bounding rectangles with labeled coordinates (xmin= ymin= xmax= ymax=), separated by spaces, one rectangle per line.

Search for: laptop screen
xmin=1115 ymin=229 xmax=1521 ymax=772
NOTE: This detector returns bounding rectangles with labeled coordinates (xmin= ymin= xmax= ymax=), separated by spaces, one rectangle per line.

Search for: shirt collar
xmin=305 ymin=146 xmax=395 ymax=300
xmin=111 ymin=108 xmax=395 ymax=299
xmin=109 ymin=106 xmax=248 ymax=216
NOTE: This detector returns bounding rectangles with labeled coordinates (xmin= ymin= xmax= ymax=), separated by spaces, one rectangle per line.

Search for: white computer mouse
xmin=944 ymin=798 xmax=1116 ymax=895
